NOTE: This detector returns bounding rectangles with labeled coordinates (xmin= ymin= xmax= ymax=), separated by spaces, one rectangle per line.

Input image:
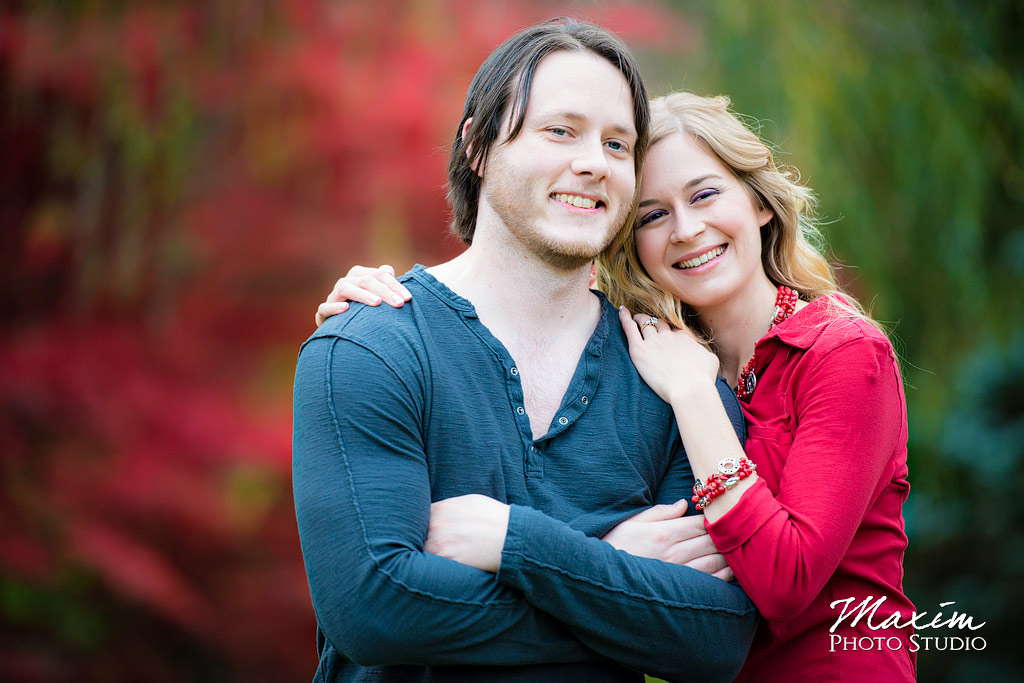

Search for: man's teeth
xmin=675 ymin=245 xmax=726 ymax=269
xmin=554 ymin=193 xmax=598 ymax=209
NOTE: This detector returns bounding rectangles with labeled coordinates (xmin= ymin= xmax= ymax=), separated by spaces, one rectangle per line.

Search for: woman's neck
xmin=696 ymin=276 xmax=781 ymax=385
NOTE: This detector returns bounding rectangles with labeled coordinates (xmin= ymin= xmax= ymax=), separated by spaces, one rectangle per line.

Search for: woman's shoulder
xmin=779 ymin=294 xmax=895 ymax=359
xmin=793 ymin=295 xmax=898 ymax=375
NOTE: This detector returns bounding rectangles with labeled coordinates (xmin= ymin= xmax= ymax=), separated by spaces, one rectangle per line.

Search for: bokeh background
xmin=2 ymin=1 xmax=1021 ymax=680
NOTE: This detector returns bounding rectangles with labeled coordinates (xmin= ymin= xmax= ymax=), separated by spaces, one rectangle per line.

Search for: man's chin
xmin=534 ymin=239 xmax=609 ymax=272
xmin=508 ymin=219 xmax=619 ymax=272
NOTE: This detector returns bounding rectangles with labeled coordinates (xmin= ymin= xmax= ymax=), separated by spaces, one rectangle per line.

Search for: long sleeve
xmin=292 ymin=335 xmax=597 ymax=666
xmin=495 ymin=378 xmax=758 ymax=683
xmin=706 ymin=333 xmax=905 ymax=623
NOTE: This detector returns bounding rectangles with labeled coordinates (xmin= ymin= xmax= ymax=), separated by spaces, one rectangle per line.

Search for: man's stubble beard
xmin=482 ymin=161 xmax=633 ymax=273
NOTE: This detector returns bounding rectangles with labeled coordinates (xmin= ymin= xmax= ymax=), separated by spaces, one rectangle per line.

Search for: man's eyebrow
xmin=637 ymin=175 xmax=722 ymax=207
xmin=534 ymin=110 xmax=637 ymax=138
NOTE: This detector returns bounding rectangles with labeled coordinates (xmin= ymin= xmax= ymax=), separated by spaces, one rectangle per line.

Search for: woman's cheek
xmin=634 ymin=229 xmax=663 ymax=276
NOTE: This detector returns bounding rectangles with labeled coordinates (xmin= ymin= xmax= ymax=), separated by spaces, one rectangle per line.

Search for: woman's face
xmin=633 ymin=133 xmax=773 ymax=313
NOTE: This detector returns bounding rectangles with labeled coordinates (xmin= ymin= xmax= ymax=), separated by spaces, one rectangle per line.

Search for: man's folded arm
xmin=495 ymin=379 xmax=759 ymax=683
xmin=292 ymin=335 xmax=597 ymax=667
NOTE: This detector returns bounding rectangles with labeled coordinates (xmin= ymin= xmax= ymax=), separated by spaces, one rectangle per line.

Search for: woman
xmin=316 ymin=92 xmax=915 ymax=681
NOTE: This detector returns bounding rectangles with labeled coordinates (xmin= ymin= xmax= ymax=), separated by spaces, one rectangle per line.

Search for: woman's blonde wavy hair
xmin=596 ymin=91 xmax=873 ymax=336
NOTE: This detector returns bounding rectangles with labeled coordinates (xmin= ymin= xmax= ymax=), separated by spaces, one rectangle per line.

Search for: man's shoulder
xmin=305 ymin=270 xmax=441 ymax=345
xmin=308 ymin=299 xmax=417 ymax=345
xmin=298 ymin=269 xmax=478 ymax=382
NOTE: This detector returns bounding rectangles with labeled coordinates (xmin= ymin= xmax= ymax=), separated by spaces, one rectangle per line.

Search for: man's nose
xmin=570 ymin=138 xmax=610 ymax=180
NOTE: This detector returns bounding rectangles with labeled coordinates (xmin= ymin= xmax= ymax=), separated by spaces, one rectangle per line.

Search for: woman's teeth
xmin=675 ymin=245 xmax=726 ymax=269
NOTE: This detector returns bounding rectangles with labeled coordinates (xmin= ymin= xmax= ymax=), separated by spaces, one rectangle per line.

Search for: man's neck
xmin=427 ymin=224 xmax=601 ymax=440
xmin=427 ymin=236 xmax=598 ymax=335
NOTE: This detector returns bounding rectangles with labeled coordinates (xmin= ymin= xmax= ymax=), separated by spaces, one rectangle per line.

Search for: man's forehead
xmin=517 ymin=51 xmax=638 ymax=134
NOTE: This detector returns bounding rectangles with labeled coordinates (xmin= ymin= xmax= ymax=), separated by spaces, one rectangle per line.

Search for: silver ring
xmin=640 ymin=316 xmax=659 ymax=332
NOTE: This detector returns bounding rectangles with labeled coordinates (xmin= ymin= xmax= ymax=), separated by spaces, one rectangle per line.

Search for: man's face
xmin=479 ymin=50 xmax=638 ymax=271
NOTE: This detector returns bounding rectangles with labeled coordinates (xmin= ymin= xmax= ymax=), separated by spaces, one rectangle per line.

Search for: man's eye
xmin=636 ymin=209 xmax=667 ymax=228
xmin=550 ymin=127 xmax=569 ymax=136
xmin=606 ymin=140 xmax=628 ymax=152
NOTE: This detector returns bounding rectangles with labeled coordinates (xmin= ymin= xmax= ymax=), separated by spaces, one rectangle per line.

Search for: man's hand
xmin=602 ymin=500 xmax=735 ymax=581
xmin=425 ymin=494 xmax=510 ymax=573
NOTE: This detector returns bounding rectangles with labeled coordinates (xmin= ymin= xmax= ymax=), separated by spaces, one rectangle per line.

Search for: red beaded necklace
xmin=735 ymin=285 xmax=799 ymax=401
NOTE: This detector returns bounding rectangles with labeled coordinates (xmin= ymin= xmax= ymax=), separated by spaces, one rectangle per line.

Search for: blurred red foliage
xmin=0 ymin=1 xmax=682 ymax=679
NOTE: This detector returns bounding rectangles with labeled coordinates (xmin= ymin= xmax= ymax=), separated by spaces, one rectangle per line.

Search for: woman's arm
xmin=703 ymin=333 xmax=906 ymax=621
xmin=619 ymin=307 xmax=907 ymax=622
xmin=617 ymin=308 xmax=758 ymax=523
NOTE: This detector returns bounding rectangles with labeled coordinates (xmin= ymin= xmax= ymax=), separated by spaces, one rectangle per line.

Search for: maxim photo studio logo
xmin=829 ymin=596 xmax=986 ymax=653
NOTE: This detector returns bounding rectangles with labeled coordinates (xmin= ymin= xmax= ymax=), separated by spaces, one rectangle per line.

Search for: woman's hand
xmin=602 ymin=500 xmax=734 ymax=581
xmin=315 ymin=264 xmax=412 ymax=327
xmin=424 ymin=494 xmax=510 ymax=573
xmin=618 ymin=308 xmax=720 ymax=404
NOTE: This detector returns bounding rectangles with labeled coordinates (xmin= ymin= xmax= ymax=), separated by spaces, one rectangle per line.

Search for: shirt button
xmin=517 ymin=406 xmax=525 ymax=415
xmin=510 ymin=367 xmax=519 ymax=376
xmin=581 ymin=396 xmax=589 ymax=405
xmin=558 ymin=416 xmax=568 ymax=425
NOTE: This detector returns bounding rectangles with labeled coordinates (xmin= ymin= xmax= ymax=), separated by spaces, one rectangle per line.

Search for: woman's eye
xmin=636 ymin=209 xmax=667 ymax=228
xmin=691 ymin=188 xmax=719 ymax=204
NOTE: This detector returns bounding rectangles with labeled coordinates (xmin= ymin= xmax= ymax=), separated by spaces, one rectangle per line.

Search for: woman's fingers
xmin=623 ymin=499 xmax=690 ymax=523
xmin=315 ymin=301 xmax=350 ymax=327
xmin=618 ymin=306 xmax=644 ymax=345
xmin=315 ymin=264 xmax=412 ymax=328
xmin=375 ymin=264 xmax=412 ymax=302
xmin=327 ymin=265 xmax=410 ymax=307
xmin=326 ymin=277 xmax=388 ymax=306
xmin=620 ymin=307 xmax=666 ymax=340
xmin=630 ymin=312 xmax=669 ymax=338
xmin=681 ymin=548 xmax=729 ymax=573
xmin=713 ymin=565 xmax=737 ymax=583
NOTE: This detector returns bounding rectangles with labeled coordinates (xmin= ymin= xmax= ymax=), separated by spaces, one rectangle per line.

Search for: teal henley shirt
xmin=292 ymin=265 xmax=758 ymax=683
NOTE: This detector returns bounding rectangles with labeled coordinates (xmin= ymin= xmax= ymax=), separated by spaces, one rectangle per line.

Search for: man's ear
xmin=462 ymin=117 xmax=483 ymax=178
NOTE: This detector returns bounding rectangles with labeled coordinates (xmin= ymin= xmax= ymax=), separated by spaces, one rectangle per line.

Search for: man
xmin=292 ymin=18 xmax=757 ymax=683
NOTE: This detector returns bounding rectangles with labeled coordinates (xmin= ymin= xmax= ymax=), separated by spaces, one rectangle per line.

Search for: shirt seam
xmin=323 ymin=336 xmax=520 ymax=609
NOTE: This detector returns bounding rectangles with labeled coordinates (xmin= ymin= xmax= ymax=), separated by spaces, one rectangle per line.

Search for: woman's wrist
xmin=667 ymin=374 xmax=720 ymax=411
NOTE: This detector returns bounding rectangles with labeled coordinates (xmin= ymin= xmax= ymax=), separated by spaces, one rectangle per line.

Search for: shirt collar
xmin=758 ymin=294 xmax=847 ymax=350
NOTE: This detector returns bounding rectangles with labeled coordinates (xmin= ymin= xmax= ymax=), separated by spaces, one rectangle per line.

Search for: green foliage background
xmin=642 ymin=1 xmax=1024 ymax=680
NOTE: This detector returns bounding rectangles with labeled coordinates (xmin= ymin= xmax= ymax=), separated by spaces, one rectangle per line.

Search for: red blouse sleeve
xmin=706 ymin=330 xmax=905 ymax=622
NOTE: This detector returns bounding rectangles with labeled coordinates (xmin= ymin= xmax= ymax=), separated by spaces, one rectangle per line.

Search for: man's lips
xmin=551 ymin=192 xmax=604 ymax=210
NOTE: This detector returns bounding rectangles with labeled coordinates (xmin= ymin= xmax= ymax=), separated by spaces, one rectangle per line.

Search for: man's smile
xmin=551 ymin=192 xmax=604 ymax=210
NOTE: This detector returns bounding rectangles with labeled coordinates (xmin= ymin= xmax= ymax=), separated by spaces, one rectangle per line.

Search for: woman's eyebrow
xmin=638 ymin=174 xmax=722 ymax=207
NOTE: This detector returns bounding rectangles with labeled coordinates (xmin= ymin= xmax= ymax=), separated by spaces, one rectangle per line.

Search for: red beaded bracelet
xmin=692 ymin=456 xmax=757 ymax=510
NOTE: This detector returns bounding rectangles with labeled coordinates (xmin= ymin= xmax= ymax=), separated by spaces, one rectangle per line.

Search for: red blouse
xmin=707 ymin=296 xmax=916 ymax=682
